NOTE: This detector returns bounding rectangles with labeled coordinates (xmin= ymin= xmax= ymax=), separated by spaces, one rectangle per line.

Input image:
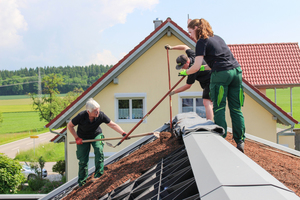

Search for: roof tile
xmin=229 ymin=43 xmax=300 ymax=87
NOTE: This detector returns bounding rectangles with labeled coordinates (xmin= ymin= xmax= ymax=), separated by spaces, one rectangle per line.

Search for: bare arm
xmin=107 ymin=120 xmax=126 ymax=135
xmin=173 ymin=84 xmax=192 ymax=94
xmin=67 ymin=121 xmax=79 ymax=139
xmin=186 ymin=56 xmax=210 ymax=74
xmin=169 ymin=44 xmax=190 ymax=51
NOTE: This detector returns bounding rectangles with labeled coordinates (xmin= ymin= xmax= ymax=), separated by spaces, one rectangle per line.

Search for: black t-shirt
xmin=186 ymin=49 xmax=211 ymax=87
xmin=71 ymin=110 xmax=111 ymax=139
xmin=195 ymin=35 xmax=240 ymax=72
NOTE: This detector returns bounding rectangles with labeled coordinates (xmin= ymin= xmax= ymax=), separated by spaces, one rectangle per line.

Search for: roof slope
xmin=42 ymin=113 xmax=300 ymax=200
xmin=229 ymin=43 xmax=300 ymax=88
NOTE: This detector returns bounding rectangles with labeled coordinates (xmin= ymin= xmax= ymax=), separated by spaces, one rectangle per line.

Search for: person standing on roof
xmin=165 ymin=44 xmax=213 ymax=121
xmin=179 ymin=18 xmax=245 ymax=153
xmin=67 ymin=98 xmax=128 ymax=187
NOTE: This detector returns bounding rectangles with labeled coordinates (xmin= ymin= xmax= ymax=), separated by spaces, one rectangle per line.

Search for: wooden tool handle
xmin=69 ymin=132 xmax=154 ymax=144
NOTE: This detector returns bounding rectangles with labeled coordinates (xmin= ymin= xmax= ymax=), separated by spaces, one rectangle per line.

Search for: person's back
xmin=196 ymin=35 xmax=239 ymax=72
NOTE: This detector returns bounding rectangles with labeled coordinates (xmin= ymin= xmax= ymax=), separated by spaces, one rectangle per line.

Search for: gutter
xmin=276 ymin=125 xmax=295 ymax=144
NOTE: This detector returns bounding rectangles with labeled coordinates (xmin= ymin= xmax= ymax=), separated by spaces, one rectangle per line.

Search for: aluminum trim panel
xmin=183 ymin=132 xmax=292 ymax=197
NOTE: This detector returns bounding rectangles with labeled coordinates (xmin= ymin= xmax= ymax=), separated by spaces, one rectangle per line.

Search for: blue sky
xmin=1 ymin=0 xmax=299 ymax=71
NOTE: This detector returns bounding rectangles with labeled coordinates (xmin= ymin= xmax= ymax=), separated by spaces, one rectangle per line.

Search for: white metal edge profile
xmin=183 ymin=132 xmax=299 ymax=200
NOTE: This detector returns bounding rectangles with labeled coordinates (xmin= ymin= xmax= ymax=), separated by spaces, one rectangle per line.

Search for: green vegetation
xmin=0 ymin=64 xmax=112 ymax=95
xmin=14 ymin=142 xmax=64 ymax=162
xmin=0 ymin=112 xmax=48 ymax=134
xmin=266 ymin=87 xmax=300 ymax=128
xmin=0 ymin=155 xmax=26 ymax=194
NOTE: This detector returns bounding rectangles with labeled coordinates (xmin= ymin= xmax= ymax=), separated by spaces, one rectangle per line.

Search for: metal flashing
xmin=183 ymin=132 xmax=298 ymax=199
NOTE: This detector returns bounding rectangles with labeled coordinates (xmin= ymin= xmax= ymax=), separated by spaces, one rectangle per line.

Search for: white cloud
xmin=99 ymin=0 xmax=159 ymax=28
xmin=88 ymin=50 xmax=121 ymax=66
xmin=0 ymin=0 xmax=28 ymax=48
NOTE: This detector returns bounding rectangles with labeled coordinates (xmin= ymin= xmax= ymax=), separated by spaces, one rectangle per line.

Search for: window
xmin=115 ymin=93 xmax=146 ymax=123
xmin=178 ymin=92 xmax=206 ymax=118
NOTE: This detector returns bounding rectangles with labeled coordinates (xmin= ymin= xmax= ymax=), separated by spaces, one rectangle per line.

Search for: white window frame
xmin=178 ymin=92 xmax=205 ymax=117
xmin=115 ymin=93 xmax=147 ymax=123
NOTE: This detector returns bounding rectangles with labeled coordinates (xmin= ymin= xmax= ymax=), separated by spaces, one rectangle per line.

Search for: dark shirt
xmin=71 ymin=110 xmax=111 ymax=139
xmin=186 ymin=49 xmax=211 ymax=87
xmin=195 ymin=35 xmax=240 ymax=72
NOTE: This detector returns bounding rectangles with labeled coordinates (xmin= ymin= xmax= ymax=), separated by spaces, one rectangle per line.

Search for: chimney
xmin=153 ymin=18 xmax=163 ymax=29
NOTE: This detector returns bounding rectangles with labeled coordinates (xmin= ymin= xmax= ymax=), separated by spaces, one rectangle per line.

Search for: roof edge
xmin=243 ymin=78 xmax=298 ymax=124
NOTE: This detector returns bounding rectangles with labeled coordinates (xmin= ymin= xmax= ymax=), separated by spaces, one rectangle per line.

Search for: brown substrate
xmin=63 ymin=132 xmax=300 ymax=200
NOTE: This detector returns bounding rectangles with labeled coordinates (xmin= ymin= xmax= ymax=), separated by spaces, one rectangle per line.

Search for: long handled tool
xmin=109 ymin=76 xmax=186 ymax=148
xmin=69 ymin=132 xmax=160 ymax=145
xmin=166 ymin=49 xmax=173 ymax=133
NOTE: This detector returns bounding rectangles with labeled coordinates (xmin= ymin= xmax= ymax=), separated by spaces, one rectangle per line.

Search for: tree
xmin=30 ymin=73 xmax=65 ymax=122
xmin=30 ymin=74 xmax=83 ymax=124
xmin=52 ymin=160 xmax=65 ymax=176
xmin=30 ymin=156 xmax=45 ymax=180
xmin=0 ymin=154 xmax=26 ymax=194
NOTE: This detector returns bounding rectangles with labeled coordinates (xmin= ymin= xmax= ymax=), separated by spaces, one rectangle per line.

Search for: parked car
xmin=21 ymin=163 xmax=47 ymax=180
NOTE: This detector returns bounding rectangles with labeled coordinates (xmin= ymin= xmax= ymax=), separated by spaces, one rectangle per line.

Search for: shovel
xmin=69 ymin=132 xmax=160 ymax=145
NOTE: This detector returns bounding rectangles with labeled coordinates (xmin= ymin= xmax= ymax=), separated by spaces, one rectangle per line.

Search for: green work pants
xmin=210 ymin=67 xmax=245 ymax=144
xmin=76 ymin=134 xmax=104 ymax=186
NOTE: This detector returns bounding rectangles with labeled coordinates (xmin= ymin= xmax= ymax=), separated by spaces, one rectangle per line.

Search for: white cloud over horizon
xmin=0 ymin=0 xmax=28 ymax=48
xmin=0 ymin=0 xmax=159 ymax=70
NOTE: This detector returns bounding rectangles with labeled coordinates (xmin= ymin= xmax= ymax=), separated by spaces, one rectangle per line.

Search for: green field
xmin=14 ymin=142 xmax=64 ymax=162
xmin=0 ymin=96 xmax=51 ymax=145
xmin=266 ymin=87 xmax=300 ymax=128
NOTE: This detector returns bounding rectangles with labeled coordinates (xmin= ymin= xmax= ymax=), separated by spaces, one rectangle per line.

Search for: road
xmin=0 ymin=131 xmax=59 ymax=159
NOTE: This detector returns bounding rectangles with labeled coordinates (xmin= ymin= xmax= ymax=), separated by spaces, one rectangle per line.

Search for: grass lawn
xmin=0 ymin=96 xmax=52 ymax=145
xmin=14 ymin=142 xmax=64 ymax=162
xmin=266 ymin=87 xmax=300 ymax=128
xmin=0 ymin=112 xmax=48 ymax=134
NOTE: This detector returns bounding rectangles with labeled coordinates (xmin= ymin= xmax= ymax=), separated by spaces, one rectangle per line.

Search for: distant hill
xmin=0 ymin=64 xmax=112 ymax=95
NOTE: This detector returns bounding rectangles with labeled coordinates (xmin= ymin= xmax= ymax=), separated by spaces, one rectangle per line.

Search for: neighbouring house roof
xmin=45 ymin=18 xmax=299 ymax=143
xmin=228 ymin=43 xmax=300 ymax=88
xmin=40 ymin=112 xmax=300 ymax=200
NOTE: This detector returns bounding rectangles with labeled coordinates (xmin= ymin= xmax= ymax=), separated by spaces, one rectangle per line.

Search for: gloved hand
xmin=169 ymin=91 xmax=176 ymax=96
xmin=76 ymin=137 xmax=83 ymax=145
xmin=122 ymin=132 xmax=130 ymax=140
xmin=165 ymin=44 xmax=172 ymax=50
xmin=178 ymin=69 xmax=188 ymax=76
xmin=200 ymin=65 xmax=205 ymax=71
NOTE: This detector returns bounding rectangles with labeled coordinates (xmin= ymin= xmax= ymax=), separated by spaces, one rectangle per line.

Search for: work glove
xmin=200 ymin=65 xmax=205 ymax=71
xmin=169 ymin=91 xmax=176 ymax=96
xmin=165 ymin=44 xmax=172 ymax=50
xmin=76 ymin=137 xmax=83 ymax=145
xmin=179 ymin=69 xmax=188 ymax=76
xmin=122 ymin=132 xmax=130 ymax=140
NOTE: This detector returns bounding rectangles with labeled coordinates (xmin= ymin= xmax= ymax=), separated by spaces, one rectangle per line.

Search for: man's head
xmin=176 ymin=54 xmax=190 ymax=70
xmin=86 ymin=98 xmax=100 ymax=118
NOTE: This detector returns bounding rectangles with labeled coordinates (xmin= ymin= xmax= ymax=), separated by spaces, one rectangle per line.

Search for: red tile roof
xmin=228 ymin=43 xmax=300 ymax=88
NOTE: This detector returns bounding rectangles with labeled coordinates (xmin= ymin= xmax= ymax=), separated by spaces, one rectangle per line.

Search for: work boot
xmin=237 ymin=141 xmax=244 ymax=153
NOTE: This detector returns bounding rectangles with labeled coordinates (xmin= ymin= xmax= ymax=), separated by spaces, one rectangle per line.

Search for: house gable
xmin=46 ymin=18 xmax=298 ymax=144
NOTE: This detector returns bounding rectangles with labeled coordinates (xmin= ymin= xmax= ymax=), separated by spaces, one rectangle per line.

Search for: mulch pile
xmin=63 ymin=132 xmax=300 ymax=200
